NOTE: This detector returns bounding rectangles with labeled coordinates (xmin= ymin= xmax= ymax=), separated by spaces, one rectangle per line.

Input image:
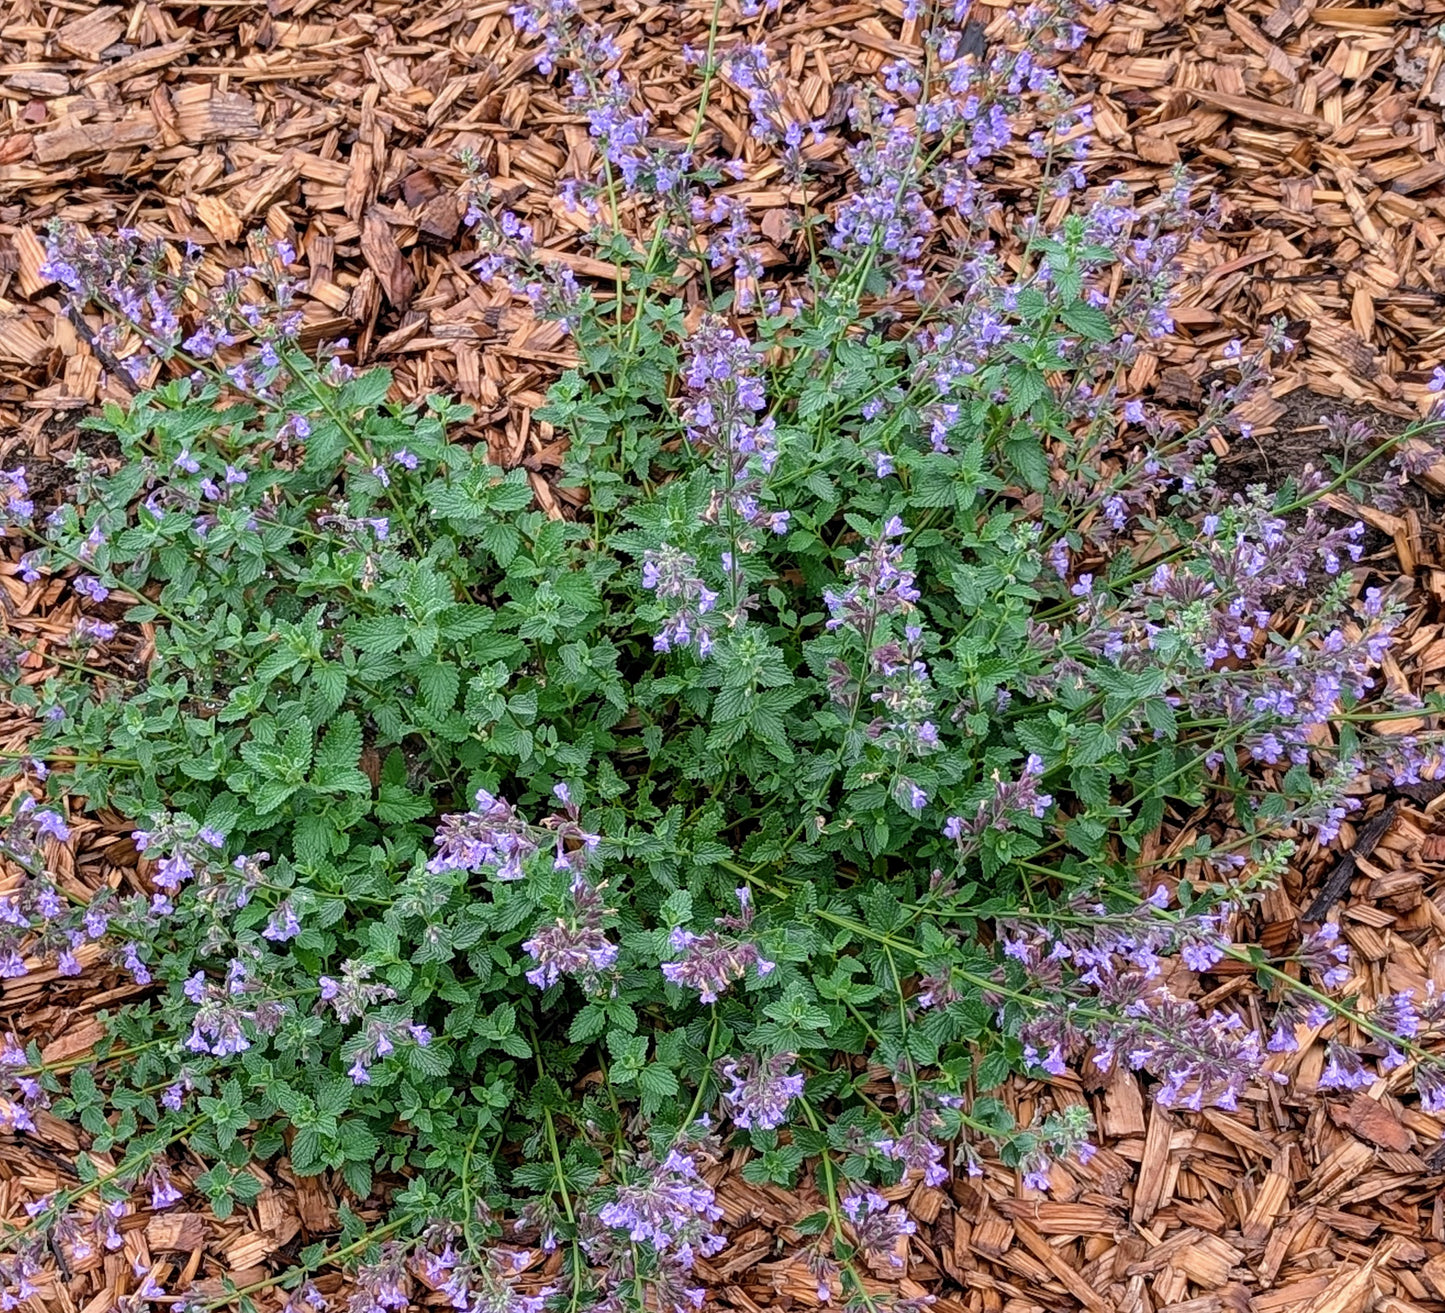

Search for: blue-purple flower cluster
xmin=586 ymin=1143 xmax=725 ymax=1313
xmin=662 ymin=888 xmax=775 ymax=1004
xmin=717 ymin=1052 xmax=803 ymax=1130
xmin=523 ymin=876 xmax=618 ymax=993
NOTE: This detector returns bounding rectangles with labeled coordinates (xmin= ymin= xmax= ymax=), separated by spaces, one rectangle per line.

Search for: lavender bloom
xmin=183 ymin=958 xmax=286 ymax=1057
xmin=412 ymin=1230 xmax=548 ymax=1313
xmin=839 ymin=1191 xmax=916 ymax=1269
xmin=523 ymin=878 xmax=618 ymax=992
xmin=717 ymin=1053 xmax=804 ymax=1130
xmin=540 ymin=782 xmax=601 ymax=875
xmin=831 ymin=122 xmax=936 ymax=294
xmin=137 ymin=815 xmax=225 ymax=895
xmin=944 ymin=754 xmax=1052 ymax=858
xmin=345 ymin=1017 xmax=432 ymax=1087
xmin=147 ymin=1168 xmax=183 ymax=1210
xmin=1020 ymin=1152 xmax=1054 ymax=1193
xmin=662 ymin=929 xmax=774 ymax=1003
xmin=1005 ymin=898 xmax=1278 ymax=1112
xmin=315 ymin=959 xmax=396 ymax=1024
xmin=825 ymin=518 xmax=920 ymax=634
xmin=429 ymin=790 xmax=539 ymax=879
xmin=1369 ymin=990 xmax=1420 ymax=1038
xmin=351 ymin=1243 xmax=411 ymax=1313
xmin=1299 ymin=923 xmax=1351 ymax=990
xmin=875 ymin=1101 xmax=949 ymax=1187
xmin=263 ymin=900 xmax=301 ymax=942
xmin=692 ymin=195 xmax=765 ymax=293
xmin=642 ymin=545 xmax=718 ymax=657
xmin=120 ymin=942 xmax=150 ymax=985
xmin=862 ymin=622 xmax=942 ymax=769
xmin=718 ymin=44 xmax=814 ymax=180
xmin=596 ymin=1148 xmax=726 ymax=1267
xmin=680 ymin=318 xmax=790 ymax=564
xmin=1267 ymin=994 xmax=1331 ymax=1054
xmin=1417 ymin=1059 xmax=1445 ymax=1112
xmin=662 ymin=890 xmax=774 ymax=1003
xmin=1318 ymin=1042 xmax=1374 ymax=1092
xmin=4 ymin=798 xmax=71 ymax=859
xmin=72 ymin=617 xmax=117 ymax=645
xmin=1 ymin=467 xmax=32 ymax=525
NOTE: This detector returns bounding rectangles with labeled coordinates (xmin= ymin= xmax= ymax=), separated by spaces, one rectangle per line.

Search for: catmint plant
xmin=1 ymin=0 xmax=1442 ymax=1309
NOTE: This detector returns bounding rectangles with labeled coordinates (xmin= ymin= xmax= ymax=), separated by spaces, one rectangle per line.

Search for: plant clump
xmin=2 ymin=1 xmax=1444 ymax=1310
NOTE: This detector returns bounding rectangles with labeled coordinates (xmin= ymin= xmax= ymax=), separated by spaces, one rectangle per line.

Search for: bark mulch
xmin=2 ymin=1 xmax=1445 ymax=1312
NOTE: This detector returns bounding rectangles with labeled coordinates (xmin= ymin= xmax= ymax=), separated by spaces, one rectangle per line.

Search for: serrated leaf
xmin=419 ymin=662 xmax=461 ymax=715
xmin=316 ymin=712 xmax=362 ymax=774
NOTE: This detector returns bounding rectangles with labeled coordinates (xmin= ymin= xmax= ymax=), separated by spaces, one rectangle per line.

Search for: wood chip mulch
xmin=2 ymin=1 xmax=1445 ymax=1311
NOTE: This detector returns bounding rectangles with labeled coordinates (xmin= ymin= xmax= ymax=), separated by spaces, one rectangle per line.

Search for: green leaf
xmin=347 ymin=615 xmax=412 ymax=655
xmin=316 ymin=712 xmax=362 ymax=775
xmin=419 ymin=662 xmax=461 ymax=715
xmin=1060 ymin=303 xmax=1113 ymax=342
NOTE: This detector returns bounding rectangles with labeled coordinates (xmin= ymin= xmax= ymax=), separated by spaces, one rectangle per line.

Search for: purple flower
xmin=1299 ymin=922 xmax=1350 ymax=990
xmin=523 ymin=878 xmax=618 ymax=991
xmin=662 ymin=929 xmax=773 ymax=1003
xmin=643 ymin=545 xmax=718 ymax=657
xmin=874 ymin=1104 xmax=949 ymax=1187
xmin=824 ymin=524 xmax=920 ymax=633
xmin=839 ymin=1190 xmax=916 ymax=1268
xmin=596 ymin=1148 xmax=725 ymax=1266
xmin=31 ymin=809 xmax=69 ymax=843
xmin=149 ymin=1171 xmax=183 ymax=1210
xmin=676 ymin=317 xmax=788 ymax=545
xmin=1180 ymin=936 xmax=1226 ymax=973
xmin=429 ymin=790 xmax=539 ymax=879
xmin=945 ymin=754 xmax=1052 ymax=859
xmin=315 ymin=959 xmax=394 ymax=1023
xmin=718 ymin=1053 xmax=804 ymax=1130
xmin=661 ymin=890 xmax=774 ymax=1004
xmin=263 ymin=900 xmax=301 ymax=942
xmin=73 ymin=617 xmax=117 ymax=645
xmin=1370 ymin=990 xmax=1420 ymax=1037
xmin=121 ymin=942 xmax=150 ymax=985
xmin=1417 ymin=1059 xmax=1445 ymax=1112
xmin=1318 ymin=1042 xmax=1373 ymax=1092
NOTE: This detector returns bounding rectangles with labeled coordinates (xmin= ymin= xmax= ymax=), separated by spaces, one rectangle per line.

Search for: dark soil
xmin=1214 ymin=390 xmax=1411 ymax=500
xmin=1214 ymin=389 xmax=1437 ymax=571
xmin=0 ymin=412 xmax=121 ymax=518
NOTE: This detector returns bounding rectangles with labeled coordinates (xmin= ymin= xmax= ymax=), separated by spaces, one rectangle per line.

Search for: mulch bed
xmin=2 ymin=1 xmax=1445 ymax=1311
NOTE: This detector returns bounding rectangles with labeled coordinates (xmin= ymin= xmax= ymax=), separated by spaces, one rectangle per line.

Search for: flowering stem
xmin=198 ymin=1214 xmax=418 ymax=1308
xmin=796 ymin=1096 xmax=882 ymax=1313
xmin=1017 ymin=894 xmax=1441 ymax=1065
xmin=5 ymin=1114 xmax=206 ymax=1239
